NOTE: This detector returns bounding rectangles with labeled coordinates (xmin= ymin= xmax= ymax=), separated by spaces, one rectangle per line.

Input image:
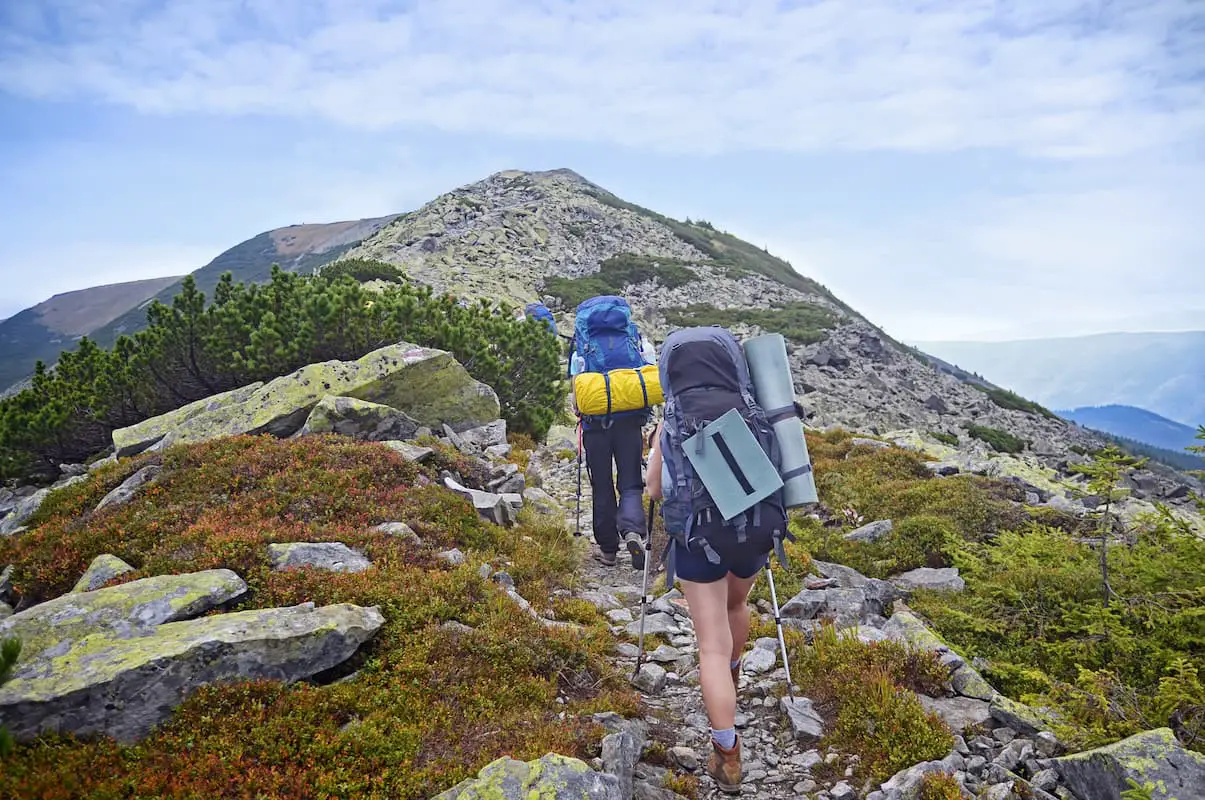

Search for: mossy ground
xmin=0 ymin=435 xmax=638 ymax=799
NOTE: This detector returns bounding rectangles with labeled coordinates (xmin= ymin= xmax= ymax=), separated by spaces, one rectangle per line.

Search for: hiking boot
xmin=594 ymin=549 xmax=617 ymax=567
xmin=623 ymin=531 xmax=645 ymax=571
xmin=707 ymin=735 xmax=742 ymax=793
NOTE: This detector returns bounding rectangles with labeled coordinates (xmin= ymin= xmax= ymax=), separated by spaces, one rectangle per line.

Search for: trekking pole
xmin=765 ymin=564 xmax=796 ymax=701
xmin=575 ymin=421 xmax=583 ymax=537
xmin=633 ymin=498 xmax=656 ymax=679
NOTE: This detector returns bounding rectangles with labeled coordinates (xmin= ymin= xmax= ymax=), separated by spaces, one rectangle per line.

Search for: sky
xmin=0 ymin=0 xmax=1202 ymax=342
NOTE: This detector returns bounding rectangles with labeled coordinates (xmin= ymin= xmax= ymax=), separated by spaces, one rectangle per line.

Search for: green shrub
xmin=663 ymin=302 xmax=839 ymax=345
xmin=792 ymin=626 xmax=952 ymax=785
xmin=543 ymin=253 xmax=696 ymax=308
xmin=319 ymin=258 xmax=407 ymax=284
xmin=971 ymin=384 xmax=1058 ymax=419
xmin=929 ymin=431 xmax=959 ymax=446
xmin=919 ymin=771 xmax=963 ymax=800
xmin=963 ymin=423 xmax=1027 ymax=454
xmin=0 ymin=636 xmax=20 ymax=758
xmin=0 ymin=267 xmax=564 ymax=480
xmin=910 ymin=518 xmax=1205 ymax=752
xmin=786 ymin=514 xmax=958 ymax=579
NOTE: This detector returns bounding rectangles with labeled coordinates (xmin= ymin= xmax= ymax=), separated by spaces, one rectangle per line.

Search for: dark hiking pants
xmin=582 ymin=414 xmax=647 ymax=554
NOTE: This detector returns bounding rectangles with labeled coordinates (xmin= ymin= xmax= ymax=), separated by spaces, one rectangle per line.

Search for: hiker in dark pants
xmin=580 ymin=414 xmax=648 ymax=568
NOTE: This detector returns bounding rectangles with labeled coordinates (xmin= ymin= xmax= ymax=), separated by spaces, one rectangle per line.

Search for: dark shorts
xmin=672 ymin=539 xmax=769 ymax=584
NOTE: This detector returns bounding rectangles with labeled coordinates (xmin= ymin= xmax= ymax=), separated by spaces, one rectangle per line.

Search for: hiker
xmin=644 ymin=326 xmax=794 ymax=794
xmin=568 ymin=295 xmax=659 ymax=569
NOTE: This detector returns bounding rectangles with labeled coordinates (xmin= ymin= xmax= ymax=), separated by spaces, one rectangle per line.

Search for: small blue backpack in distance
xmin=524 ymin=302 xmax=558 ymax=335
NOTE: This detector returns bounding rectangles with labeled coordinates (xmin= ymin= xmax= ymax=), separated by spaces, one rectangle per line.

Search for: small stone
xmin=830 ymin=780 xmax=856 ymax=799
xmin=647 ymin=644 xmax=682 ymax=663
xmin=491 ymin=570 xmax=515 ymax=589
xmin=631 ymin=663 xmax=667 ymax=694
xmin=780 ymin=696 xmax=824 ymax=744
xmin=267 ymin=542 xmax=371 ymax=573
xmin=844 ymin=519 xmax=893 ymax=542
xmin=993 ymin=726 xmax=1017 ymax=744
xmin=436 ymin=548 xmax=466 ymax=566
xmin=615 ymin=643 xmax=640 ymax=658
xmin=373 ymin=521 xmax=420 ymax=543
xmin=742 ymin=646 xmax=777 ymax=674
xmin=1034 ymin=731 xmax=1064 ymax=758
xmin=670 ymin=746 xmax=698 ymax=771
xmin=793 ymin=779 xmax=818 ymax=794
xmin=607 ymin=608 xmax=634 ymax=624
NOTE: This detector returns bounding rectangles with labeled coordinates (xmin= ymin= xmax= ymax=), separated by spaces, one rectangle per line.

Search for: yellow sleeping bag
xmin=573 ymin=365 xmax=663 ymax=417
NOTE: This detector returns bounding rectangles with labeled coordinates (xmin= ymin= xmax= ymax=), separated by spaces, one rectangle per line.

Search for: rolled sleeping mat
xmin=573 ymin=364 xmax=664 ymax=417
xmin=742 ymin=333 xmax=819 ymax=507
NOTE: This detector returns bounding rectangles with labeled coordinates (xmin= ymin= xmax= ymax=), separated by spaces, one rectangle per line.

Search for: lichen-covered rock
xmin=111 ymin=382 xmax=266 ymax=457
xmin=430 ymin=752 xmax=622 ymax=800
xmin=989 ymin=693 xmax=1054 ymax=736
xmin=521 ymin=486 xmax=559 ymax=515
xmin=0 ymin=601 xmax=385 ymax=743
xmin=952 ymin=663 xmax=995 ymax=701
xmin=0 ymin=487 xmax=50 ymax=535
xmin=71 ymin=554 xmax=135 ymax=593
xmin=267 ymin=542 xmax=371 ymax=573
xmin=459 ymin=419 xmax=508 ymax=451
xmin=882 ymin=609 xmax=953 ymax=652
xmin=118 ymin=343 xmax=500 ymax=451
xmin=1052 ymin=727 xmax=1205 ymax=800
xmin=0 ymin=568 xmax=248 ymax=665
xmin=373 ymin=521 xmax=420 ymax=544
xmin=296 ymin=395 xmax=421 ymax=441
xmin=94 ymin=464 xmax=162 ymax=513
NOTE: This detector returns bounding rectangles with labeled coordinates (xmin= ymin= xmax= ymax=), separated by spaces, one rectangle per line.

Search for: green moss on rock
xmin=430 ymin=753 xmax=621 ymax=799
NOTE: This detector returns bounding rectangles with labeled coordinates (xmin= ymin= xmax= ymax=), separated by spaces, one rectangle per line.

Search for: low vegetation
xmin=971 ymin=384 xmax=1059 ymax=419
xmin=542 ymin=252 xmax=697 ymax=308
xmin=0 ymin=263 xmax=564 ymax=481
xmin=664 ymin=302 xmax=840 ymax=345
xmin=963 ymin=423 xmax=1028 ymax=454
xmin=773 ymin=428 xmax=1205 ymax=757
xmin=318 ymin=258 xmax=407 ymax=284
xmin=0 ymin=435 xmax=636 ymax=799
xmin=928 ymin=431 xmax=959 ymax=447
xmin=586 ymin=188 xmax=850 ymax=309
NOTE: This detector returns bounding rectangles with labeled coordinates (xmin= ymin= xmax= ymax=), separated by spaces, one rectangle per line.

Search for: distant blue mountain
xmin=1058 ymin=404 xmax=1200 ymax=453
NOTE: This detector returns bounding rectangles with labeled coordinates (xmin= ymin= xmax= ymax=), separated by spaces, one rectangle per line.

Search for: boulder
xmin=1052 ymin=728 xmax=1205 ymax=800
xmin=989 ymin=694 xmax=1054 ymax=735
xmin=845 ymin=519 xmax=894 ymax=542
xmin=112 ymin=381 xmax=265 ymax=457
xmin=430 ymin=753 xmax=621 ymax=800
xmin=459 ymin=419 xmax=508 ymax=451
xmin=891 ymin=567 xmax=965 ymax=593
xmin=71 ymin=554 xmax=135 ymax=593
xmin=296 ymin=395 xmax=421 ymax=441
xmin=812 ymin=559 xmax=870 ymax=588
xmin=116 ymin=343 xmax=500 ymax=451
xmin=0 ymin=569 xmax=248 ymax=665
xmin=1 ymin=487 xmax=50 ymax=536
xmin=95 ymin=465 xmax=162 ymax=513
xmin=521 ymin=487 xmax=559 ymax=515
xmin=267 ymin=542 xmax=372 ymax=573
xmin=443 ymin=476 xmax=515 ymax=526
xmin=918 ymin=695 xmax=993 ymax=733
xmin=882 ymin=608 xmax=950 ymax=652
xmin=0 ymin=600 xmax=384 ymax=743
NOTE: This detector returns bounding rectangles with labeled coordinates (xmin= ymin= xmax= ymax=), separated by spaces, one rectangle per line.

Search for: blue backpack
xmin=525 ymin=302 xmax=558 ymax=335
xmin=657 ymin=326 xmax=793 ymax=588
xmin=570 ymin=295 xmax=646 ymax=375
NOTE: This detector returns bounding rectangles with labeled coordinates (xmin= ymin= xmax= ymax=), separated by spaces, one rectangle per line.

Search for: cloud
xmin=1 ymin=0 xmax=1201 ymax=159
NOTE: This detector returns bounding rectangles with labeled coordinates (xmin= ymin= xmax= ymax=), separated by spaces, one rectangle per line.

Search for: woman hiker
xmin=646 ymin=418 xmax=762 ymax=793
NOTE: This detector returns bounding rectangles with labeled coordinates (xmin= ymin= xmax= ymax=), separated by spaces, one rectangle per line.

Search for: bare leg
xmin=727 ymin=572 xmax=756 ymax=664
xmin=681 ymin=573 xmax=757 ymax=729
